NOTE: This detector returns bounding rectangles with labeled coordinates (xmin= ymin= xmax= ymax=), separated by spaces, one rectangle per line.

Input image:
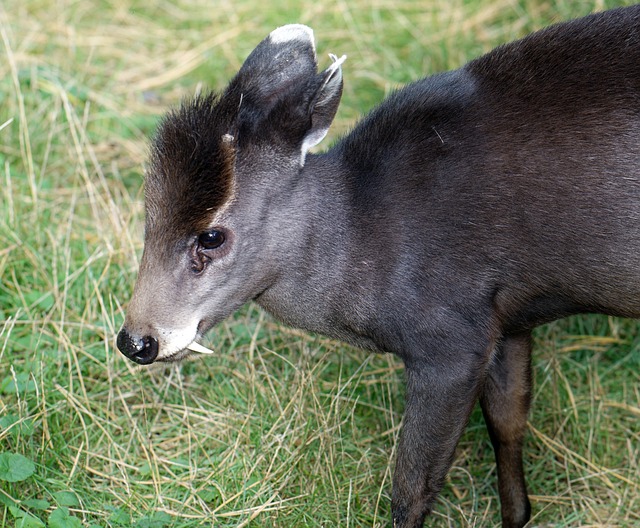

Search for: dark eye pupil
xmin=198 ymin=230 xmax=225 ymax=249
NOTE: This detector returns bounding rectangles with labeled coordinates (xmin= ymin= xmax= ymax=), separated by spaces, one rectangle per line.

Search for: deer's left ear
xmin=301 ymin=53 xmax=346 ymax=164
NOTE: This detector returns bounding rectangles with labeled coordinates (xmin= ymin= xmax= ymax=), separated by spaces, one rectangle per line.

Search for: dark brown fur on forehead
xmin=145 ymin=92 xmax=236 ymax=236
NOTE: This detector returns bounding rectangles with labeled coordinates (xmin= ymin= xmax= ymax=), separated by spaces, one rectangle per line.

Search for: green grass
xmin=1 ymin=0 xmax=639 ymax=526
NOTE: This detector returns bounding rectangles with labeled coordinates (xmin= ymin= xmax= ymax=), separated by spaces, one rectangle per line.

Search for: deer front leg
xmin=391 ymin=336 xmax=491 ymax=528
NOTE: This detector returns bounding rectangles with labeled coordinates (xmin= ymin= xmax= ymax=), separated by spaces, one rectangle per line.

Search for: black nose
xmin=116 ymin=328 xmax=159 ymax=365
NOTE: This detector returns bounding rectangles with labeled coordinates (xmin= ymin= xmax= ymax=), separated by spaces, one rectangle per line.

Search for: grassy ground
xmin=1 ymin=0 xmax=639 ymax=526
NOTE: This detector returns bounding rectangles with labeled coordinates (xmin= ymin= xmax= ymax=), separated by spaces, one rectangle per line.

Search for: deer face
xmin=117 ymin=25 xmax=344 ymax=363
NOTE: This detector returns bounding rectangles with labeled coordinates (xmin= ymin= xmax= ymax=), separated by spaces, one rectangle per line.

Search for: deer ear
xmin=301 ymin=53 xmax=346 ymax=164
xmin=227 ymin=25 xmax=345 ymax=166
xmin=231 ymin=24 xmax=319 ymax=110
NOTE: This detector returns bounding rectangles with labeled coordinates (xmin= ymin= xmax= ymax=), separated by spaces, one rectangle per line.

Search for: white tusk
xmin=186 ymin=341 xmax=214 ymax=354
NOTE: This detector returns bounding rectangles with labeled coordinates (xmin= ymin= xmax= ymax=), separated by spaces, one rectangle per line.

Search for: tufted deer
xmin=117 ymin=7 xmax=640 ymax=527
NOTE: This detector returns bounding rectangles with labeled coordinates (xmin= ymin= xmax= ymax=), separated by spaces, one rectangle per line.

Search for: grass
xmin=1 ymin=0 xmax=639 ymax=526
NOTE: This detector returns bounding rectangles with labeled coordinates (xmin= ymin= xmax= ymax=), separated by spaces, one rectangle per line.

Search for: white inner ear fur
xmin=300 ymin=130 xmax=329 ymax=167
xmin=300 ymin=53 xmax=347 ymax=167
xmin=324 ymin=53 xmax=347 ymax=86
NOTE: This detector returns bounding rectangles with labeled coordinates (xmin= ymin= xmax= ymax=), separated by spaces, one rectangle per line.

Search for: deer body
xmin=117 ymin=7 xmax=640 ymax=528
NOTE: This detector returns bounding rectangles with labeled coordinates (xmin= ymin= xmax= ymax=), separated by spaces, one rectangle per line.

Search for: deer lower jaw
xmin=148 ymin=318 xmax=215 ymax=361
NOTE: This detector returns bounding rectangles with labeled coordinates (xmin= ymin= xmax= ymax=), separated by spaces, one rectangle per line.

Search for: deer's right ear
xmin=230 ymin=24 xmax=319 ymax=113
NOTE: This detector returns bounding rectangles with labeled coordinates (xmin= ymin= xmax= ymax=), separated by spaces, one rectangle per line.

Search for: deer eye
xmin=198 ymin=230 xmax=225 ymax=250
